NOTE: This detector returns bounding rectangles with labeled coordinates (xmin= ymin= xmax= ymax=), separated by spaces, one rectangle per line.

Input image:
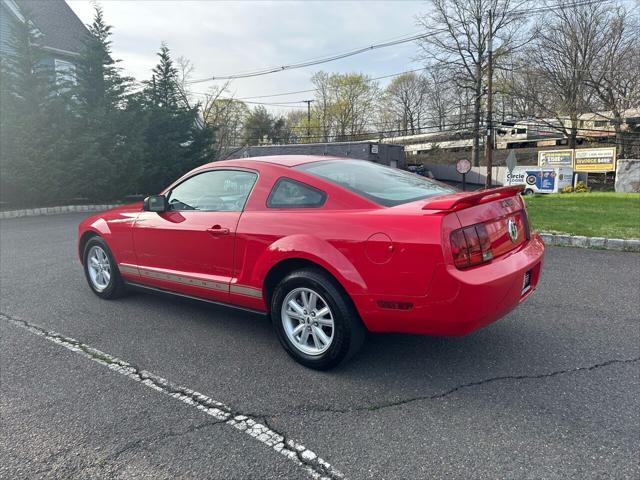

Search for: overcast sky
xmin=67 ymin=1 xmax=428 ymax=114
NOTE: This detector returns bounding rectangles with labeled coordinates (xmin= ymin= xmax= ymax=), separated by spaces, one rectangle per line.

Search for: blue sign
xmin=525 ymin=170 xmax=556 ymax=191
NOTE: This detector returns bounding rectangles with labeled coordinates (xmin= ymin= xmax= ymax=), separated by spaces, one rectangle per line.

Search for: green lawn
xmin=524 ymin=192 xmax=640 ymax=239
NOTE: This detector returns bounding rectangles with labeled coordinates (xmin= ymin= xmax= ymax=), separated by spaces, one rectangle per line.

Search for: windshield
xmin=296 ymin=159 xmax=456 ymax=207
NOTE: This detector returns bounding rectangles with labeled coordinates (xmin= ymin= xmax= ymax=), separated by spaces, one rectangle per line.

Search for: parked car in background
xmin=78 ymin=156 xmax=545 ymax=369
xmin=406 ymin=163 xmax=435 ymax=178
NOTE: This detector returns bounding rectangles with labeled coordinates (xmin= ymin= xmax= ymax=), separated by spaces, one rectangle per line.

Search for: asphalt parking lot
xmin=1 ymin=213 xmax=638 ymax=479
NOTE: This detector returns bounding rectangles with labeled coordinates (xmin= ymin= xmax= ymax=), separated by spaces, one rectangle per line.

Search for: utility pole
xmin=303 ymin=100 xmax=314 ymax=139
xmin=484 ymin=9 xmax=494 ymax=188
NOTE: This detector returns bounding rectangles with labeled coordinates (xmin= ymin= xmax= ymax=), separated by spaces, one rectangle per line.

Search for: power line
xmin=187 ymin=0 xmax=609 ymax=85
xmin=188 ymin=67 xmax=430 ymax=106
xmin=187 ymin=31 xmax=444 ymax=83
xmin=230 ymin=67 xmax=428 ymax=101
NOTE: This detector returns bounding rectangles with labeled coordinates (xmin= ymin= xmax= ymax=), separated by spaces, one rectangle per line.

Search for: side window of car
xmin=267 ymin=178 xmax=326 ymax=208
xmin=167 ymin=170 xmax=257 ymax=212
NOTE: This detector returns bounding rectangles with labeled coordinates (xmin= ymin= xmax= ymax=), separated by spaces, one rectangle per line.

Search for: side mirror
xmin=143 ymin=194 xmax=168 ymax=212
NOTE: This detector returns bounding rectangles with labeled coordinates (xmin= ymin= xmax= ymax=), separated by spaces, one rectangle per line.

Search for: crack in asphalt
xmin=33 ymin=421 xmax=227 ymax=478
xmin=2 ymin=313 xmax=343 ymax=480
xmin=260 ymin=357 xmax=640 ymax=418
xmin=7 ymin=310 xmax=638 ymax=479
xmin=105 ymin=420 xmax=226 ymax=463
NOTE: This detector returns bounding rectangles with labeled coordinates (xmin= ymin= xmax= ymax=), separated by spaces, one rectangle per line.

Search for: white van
xmin=505 ymin=167 xmax=573 ymax=195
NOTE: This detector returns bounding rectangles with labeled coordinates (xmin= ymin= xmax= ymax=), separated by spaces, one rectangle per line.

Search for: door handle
xmin=206 ymin=225 xmax=230 ymax=236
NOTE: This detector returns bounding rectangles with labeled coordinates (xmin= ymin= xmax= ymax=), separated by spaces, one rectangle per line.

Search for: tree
xmin=203 ymin=90 xmax=249 ymax=158
xmin=586 ymin=6 xmax=640 ymax=157
xmin=69 ymin=6 xmax=146 ymax=200
xmin=383 ymin=72 xmax=427 ymax=135
xmin=241 ymin=106 xmax=292 ymax=145
xmin=310 ymin=72 xmax=378 ymax=141
xmin=148 ymin=43 xmax=180 ymax=109
xmin=311 ymin=71 xmax=333 ymax=142
xmin=1 ymin=6 xmax=216 ymax=207
xmin=243 ymin=105 xmax=274 ymax=145
xmin=0 ymin=8 xmax=68 ymax=206
xmin=417 ymin=0 xmax=531 ymax=166
xmin=140 ymin=44 xmax=214 ymax=193
xmin=75 ymin=6 xmax=128 ymax=111
xmin=282 ymin=110 xmax=308 ymax=143
xmin=508 ymin=1 xmax=610 ymax=148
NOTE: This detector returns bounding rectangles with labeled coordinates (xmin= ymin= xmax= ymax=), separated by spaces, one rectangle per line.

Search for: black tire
xmin=83 ymin=236 xmax=126 ymax=299
xmin=271 ymin=268 xmax=366 ymax=370
xmin=523 ymin=188 xmax=534 ymax=196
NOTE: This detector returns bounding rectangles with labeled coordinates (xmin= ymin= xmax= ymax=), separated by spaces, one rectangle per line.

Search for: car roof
xmin=198 ymin=155 xmax=348 ymax=170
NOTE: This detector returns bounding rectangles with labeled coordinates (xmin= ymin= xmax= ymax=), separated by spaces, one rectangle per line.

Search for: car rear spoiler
xmin=422 ymin=185 xmax=524 ymax=212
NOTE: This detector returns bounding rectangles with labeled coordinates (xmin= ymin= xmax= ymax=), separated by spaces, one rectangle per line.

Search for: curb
xmin=539 ymin=233 xmax=640 ymax=252
xmin=0 ymin=204 xmax=121 ymax=220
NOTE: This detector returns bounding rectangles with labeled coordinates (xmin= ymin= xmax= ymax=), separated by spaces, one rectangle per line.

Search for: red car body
xmin=78 ymin=155 xmax=544 ymax=336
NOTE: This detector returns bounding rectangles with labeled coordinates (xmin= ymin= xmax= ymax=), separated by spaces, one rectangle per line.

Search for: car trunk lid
xmin=422 ymin=186 xmax=530 ymax=267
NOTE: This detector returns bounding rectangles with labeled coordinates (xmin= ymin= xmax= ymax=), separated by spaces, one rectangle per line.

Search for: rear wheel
xmin=271 ymin=269 xmax=365 ymax=370
xmin=523 ymin=188 xmax=534 ymax=196
xmin=83 ymin=236 xmax=126 ymax=299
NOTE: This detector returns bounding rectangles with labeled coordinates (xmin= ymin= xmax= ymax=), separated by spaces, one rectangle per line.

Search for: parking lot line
xmin=2 ymin=313 xmax=344 ymax=480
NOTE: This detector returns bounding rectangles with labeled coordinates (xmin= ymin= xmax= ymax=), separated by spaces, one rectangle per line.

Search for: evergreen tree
xmin=0 ymin=10 xmax=69 ymax=206
xmin=149 ymin=43 xmax=180 ymax=109
xmin=0 ymin=7 xmax=215 ymax=207
xmin=140 ymin=43 xmax=214 ymax=194
xmin=75 ymin=6 xmax=128 ymax=112
xmin=70 ymin=6 xmax=145 ymax=200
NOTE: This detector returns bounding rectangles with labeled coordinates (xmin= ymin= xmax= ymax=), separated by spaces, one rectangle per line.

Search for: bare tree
xmin=423 ymin=66 xmax=460 ymax=131
xmin=509 ymin=0 xmax=610 ymax=148
xmin=172 ymin=55 xmax=209 ymax=129
xmin=586 ymin=6 xmax=640 ymax=157
xmin=201 ymin=84 xmax=249 ymax=158
xmin=311 ymin=72 xmax=333 ymax=142
xmin=383 ymin=72 xmax=427 ymax=135
xmin=417 ymin=0 xmax=530 ymax=166
xmin=175 ymin=56 xmax=195 ymax=98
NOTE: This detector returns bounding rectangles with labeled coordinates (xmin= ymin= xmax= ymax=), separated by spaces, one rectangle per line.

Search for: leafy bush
xmin=561 ymin=181 xmax=589 ymax=194
xmin=574 ymin=181 xmax=589 ymax=193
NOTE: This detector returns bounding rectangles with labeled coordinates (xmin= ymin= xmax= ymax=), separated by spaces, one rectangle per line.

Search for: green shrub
xmin=560 ymin=181 xmax=589 ymax=194
xmin=574 ymin=181 xmax=589 ymax=193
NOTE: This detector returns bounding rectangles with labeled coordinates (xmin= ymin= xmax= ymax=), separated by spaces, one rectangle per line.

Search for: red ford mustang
xmin=78 ymin=156 xmax=544 ymax=369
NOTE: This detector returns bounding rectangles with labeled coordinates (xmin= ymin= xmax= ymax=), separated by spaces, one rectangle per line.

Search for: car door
xmin=132 ymin=169 xmax=258 ymax=302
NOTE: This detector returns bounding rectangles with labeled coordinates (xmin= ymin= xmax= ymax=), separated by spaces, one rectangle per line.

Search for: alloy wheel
xmin=87 ymin=245 xmax=111 ymax=292
xmin=281 ymin=287 xmax=334 ymax=356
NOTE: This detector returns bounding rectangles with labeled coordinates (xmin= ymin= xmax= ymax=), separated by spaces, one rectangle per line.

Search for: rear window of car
xmin=296 ymin=159 xmax=455 ymax=207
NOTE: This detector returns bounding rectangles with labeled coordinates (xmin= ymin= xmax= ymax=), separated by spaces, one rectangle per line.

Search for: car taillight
xmin=450 ymin=223 xmax=493 ymax=269
xmin=450 ymin=229 xmax=470 ymax=268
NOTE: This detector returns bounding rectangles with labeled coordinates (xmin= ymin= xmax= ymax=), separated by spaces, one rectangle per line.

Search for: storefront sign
xmin=574 ymin=147 xmax=616 ymax=172
xmin=538 ymin=149 xmax=574 ymax=167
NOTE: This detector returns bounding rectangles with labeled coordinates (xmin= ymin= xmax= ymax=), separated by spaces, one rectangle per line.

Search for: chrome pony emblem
xmin=508 ymin=218 xmax=518 ymax=243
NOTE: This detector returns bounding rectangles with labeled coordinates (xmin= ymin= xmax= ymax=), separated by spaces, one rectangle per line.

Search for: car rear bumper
xmin=352 ymin=234 xmax=545 ymax=335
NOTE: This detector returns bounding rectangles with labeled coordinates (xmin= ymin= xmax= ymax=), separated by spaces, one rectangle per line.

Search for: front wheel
xmin=83 ymin=236 xmax=126 ymax=299
xmin=271 ymin=269 xmax=365 ymax=370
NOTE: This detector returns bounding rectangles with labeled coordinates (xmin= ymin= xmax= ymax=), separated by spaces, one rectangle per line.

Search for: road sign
xmin=456 ymin=159 xmax=471 ymax=191
xmin=456 ymin=159 xmax=471 ymax=174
